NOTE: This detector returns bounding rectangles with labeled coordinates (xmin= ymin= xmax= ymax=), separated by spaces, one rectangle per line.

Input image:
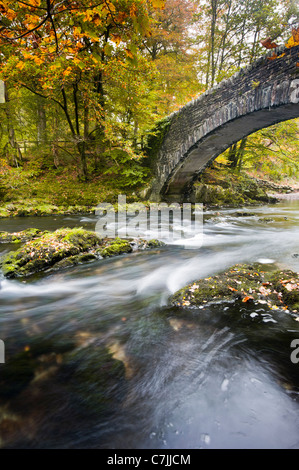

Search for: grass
xmin=0 ymin=161 xmax=144 ymax=217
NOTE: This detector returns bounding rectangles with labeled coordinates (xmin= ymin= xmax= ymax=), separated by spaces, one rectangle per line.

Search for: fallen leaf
xmin=261 ymin=37 xmax=278 ymax=49
xmin=228 ymin=286 xmax=238 ymax=292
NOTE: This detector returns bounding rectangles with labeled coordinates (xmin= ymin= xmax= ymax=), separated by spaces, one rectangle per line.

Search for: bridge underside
xmin=158 ymin=103 xmax=299 ymax=203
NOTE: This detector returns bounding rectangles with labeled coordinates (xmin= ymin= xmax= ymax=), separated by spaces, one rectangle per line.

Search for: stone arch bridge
xmin=146 ymin=45 xmax=299 ymax=202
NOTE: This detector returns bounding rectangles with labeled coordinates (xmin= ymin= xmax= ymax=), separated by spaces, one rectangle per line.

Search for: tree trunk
xmin=77 ymin=140 xmax=88 ymax=181
xmin=228 ymin=138 xmax=247 ymax=170
xmin=52 ymin=102 xmax=59 ymax=167
xmin=228 ymin=143 xmax=238 ymax=168
xmin=37 ymin=95 xmax=47 ymax=144
xmin=237 ymin=137 xmax=247 ymax=172
xmin=4 ymin=83 xmax=23 ymax=167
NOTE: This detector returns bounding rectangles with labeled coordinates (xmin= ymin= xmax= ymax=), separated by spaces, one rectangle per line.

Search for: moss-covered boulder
xmin=0 ymin=228 xmax=165 ymax=278
xmin=0 ymin=228 xmax=46 ymax=244
xmin=0 ymin=228 xmax=101 ymax=278
xmin=98 ymin=238 xmax=133 ymax=258
xmin=170 ymin=264 xmax=299 ymax=312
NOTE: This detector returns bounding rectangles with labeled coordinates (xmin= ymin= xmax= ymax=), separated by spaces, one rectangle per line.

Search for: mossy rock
xmin=0 ymin=228 xmax=46 ymax=244
xmin=0 ymin=228 xmax=102 ymax=278
xmin=99 ymin=238 xmax=133 ymax=258
xmin=0 ymin=229 xmax=166 ymax=278
xmin=50 ymin=253 xmax=98 ymax=271
xmin=269 ymin=270 xmax=299 ymax=310
xmin=146 ymin=239 xmax=165 ymax=248
xmin=170 ymin=264 xmax=299 ymax=312
xmin=259 ymin=217 xmax=275 ymax=223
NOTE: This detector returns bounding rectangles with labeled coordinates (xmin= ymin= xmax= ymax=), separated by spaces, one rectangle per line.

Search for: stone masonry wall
xmin=149 ymin=45 xmax=299 ymax=202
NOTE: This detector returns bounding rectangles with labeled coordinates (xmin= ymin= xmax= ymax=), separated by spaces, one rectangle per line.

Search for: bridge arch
xmin=146 ymin=45 xmax=299 ymax=202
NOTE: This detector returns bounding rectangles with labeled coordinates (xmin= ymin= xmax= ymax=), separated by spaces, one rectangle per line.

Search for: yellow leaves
xmin=0 ymin=1 xmax=17 ymax=19
xmin=82 ymin=9 xmax=94 ymax=22
xmin=73 ymin=26 xmax=83 ymax=38
xmin=16 ymin=61 xmax=25 ymax=70
xmin=100 ymin=0 xmax=116 ymax=15
xmin=33 ymin=56 xmax=43 ymax=65
xmin=25 ymin=14 xmax=41 ymax=29
xmin=93 ymin=14 xmax=101 ymax=26
xmin=5 ymin=7 xmax=16 ymax=20
xmin=46 ymin=44 xmax=59 ymax=54
xmin=106 ymin=1 xmax=116 ymax=13
xmin=150 ymin=0 xmax=165 ymax=9
xmin=63 ymin=67 xmax=72 ymax=77
xmin=111 ymin=34 xmax=122 ymax=45
xmin=23 ymin=50 xmax=32 ymax=59
xmin=286 ymin=27 xmax=299 ymax=49
xmin=130 ymin=3 xmax=137 ymax=18
xmin=125 ymin=48 xmax=134 ymax=59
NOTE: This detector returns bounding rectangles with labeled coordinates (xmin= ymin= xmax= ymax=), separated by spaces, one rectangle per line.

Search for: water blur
xmin=0 ymin=199 xmax=299 ymax=448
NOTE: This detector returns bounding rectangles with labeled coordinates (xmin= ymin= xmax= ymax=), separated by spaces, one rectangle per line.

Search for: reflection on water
xmin=0 ymin=200 xmax=299 ymax=448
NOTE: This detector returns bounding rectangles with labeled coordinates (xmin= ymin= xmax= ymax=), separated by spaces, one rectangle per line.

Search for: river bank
xmin=1 ymin=160 xmax=298 ymax=219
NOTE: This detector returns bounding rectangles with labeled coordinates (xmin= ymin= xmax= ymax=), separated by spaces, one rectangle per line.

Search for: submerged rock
xmin=170 ymin=264 xmax=299 ymax=313
xmin=60 ymin=345 xmax=126 ymax=412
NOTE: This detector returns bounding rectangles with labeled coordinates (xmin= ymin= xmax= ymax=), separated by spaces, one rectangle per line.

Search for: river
xmin=0 ymin=199 xmax=299 ymax=449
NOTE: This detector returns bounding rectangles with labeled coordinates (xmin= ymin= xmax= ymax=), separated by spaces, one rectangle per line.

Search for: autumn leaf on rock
xmin=228 ymin=286 xmax=238 ymax=292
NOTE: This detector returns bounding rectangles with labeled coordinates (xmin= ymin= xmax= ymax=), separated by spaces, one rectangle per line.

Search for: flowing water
xmin=0 ymin=199 xmax=299 ymax=449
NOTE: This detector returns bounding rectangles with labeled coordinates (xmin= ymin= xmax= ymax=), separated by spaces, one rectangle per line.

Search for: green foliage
xmin=143 ymin=117 xmax=172 ymax=163
xmin=219 ymin=118 xmax=299 ymax=182
xmin=103 ymin=149 xmax=151 ymax=188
